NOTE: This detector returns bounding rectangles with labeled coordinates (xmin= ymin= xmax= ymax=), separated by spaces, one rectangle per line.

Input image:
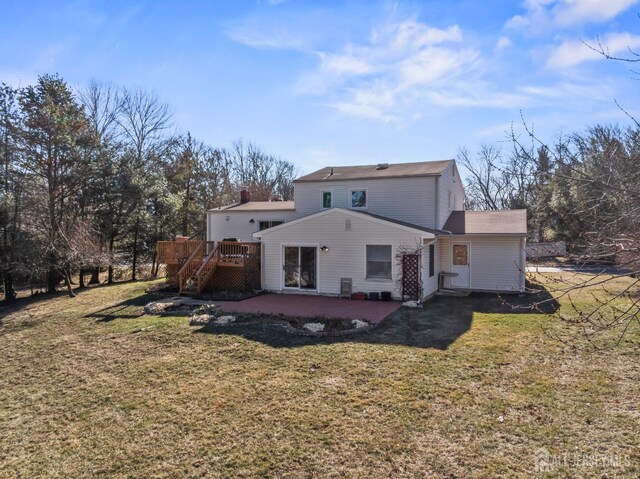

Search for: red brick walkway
xmin=215 ymin=294 xmax=400 ymax=324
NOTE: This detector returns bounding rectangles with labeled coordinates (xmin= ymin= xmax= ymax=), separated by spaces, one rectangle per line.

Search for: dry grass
xmin=0 ymin=274 xmax=638 ymax=478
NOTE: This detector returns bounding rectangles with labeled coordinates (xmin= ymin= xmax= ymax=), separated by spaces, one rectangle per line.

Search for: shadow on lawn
xmin=196 ymin=280 xmax=559 ymax=350
xmin=85 ymin=290 xmax=165 ymax=322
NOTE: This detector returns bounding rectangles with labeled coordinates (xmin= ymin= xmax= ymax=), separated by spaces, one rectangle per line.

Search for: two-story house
xmin=193 ymin=159 xmax=526 ymax=300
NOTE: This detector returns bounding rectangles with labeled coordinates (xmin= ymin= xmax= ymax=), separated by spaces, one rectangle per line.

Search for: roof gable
xmin=253 ymin=208 xmax=438 ymax=238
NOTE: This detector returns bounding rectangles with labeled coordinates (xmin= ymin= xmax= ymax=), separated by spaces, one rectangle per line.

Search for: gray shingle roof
xmin=294 ymin=160 xmax=454 ymax=183
xmin=208 ymin=201 xmax=295 ymax=212
xmin=443 ymin=210 xmax=527 ymax=235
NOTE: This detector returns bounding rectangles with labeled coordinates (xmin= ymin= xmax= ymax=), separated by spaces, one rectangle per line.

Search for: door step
xmin=436 ymin=289 xmax=470 ymax=297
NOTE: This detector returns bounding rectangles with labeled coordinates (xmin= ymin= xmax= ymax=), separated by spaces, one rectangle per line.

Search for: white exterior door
xmin=450 ymin=243 xmax=470 ymax=288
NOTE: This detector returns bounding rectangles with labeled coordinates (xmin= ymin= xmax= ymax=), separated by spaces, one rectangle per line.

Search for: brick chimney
xmin=240 ymin=187 xmax=251 ymax=204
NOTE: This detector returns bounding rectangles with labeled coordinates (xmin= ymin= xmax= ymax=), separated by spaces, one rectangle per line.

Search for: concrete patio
xmin=215 ymin=294 xmax=401 ymax=324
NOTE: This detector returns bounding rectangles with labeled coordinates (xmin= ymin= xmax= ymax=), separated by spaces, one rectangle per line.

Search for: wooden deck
xmin=157 ymin=240 xmax=260 ymax=295
xmin=157 ymin=240 xmax=203 ymax=265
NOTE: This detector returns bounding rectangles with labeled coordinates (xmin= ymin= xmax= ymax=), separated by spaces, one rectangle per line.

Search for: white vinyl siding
xmin=207 ymin=210 xmax=298 ymax=242
xmin=422 ymin=240 xmax=439 ymax=298
xmin=259 ymin=210 xmax=424 ymax=298
xmin=439 ymin=236 xmax=525 ymax=292
xmin=438 ymin=162 xmax=466 ymax=228
xmin=294 ymin=176 xmax=439 ymax=229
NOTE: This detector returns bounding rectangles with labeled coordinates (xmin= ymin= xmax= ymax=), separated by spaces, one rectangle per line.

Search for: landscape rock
xmin=402 ymin=300 xmax=423 ymax=308
xmin=214 ymin=315 xmax=236 ymax=325
xmin=351 ymin=319 xmax=369 ymax=329
xmin=303 ymin=322 xmax=325 ymax=332
xmin=144 ymin=301 xmax=172 ymax=314
xmin=189 ymin=314 xmax=211 ymax=325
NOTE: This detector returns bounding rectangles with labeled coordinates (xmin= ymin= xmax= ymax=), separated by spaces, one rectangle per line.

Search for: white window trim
xmin=349 ymin=188 xmax=368 ymax=210
xmin=280 ymin=243 xmax=320 ymax=292
xmin=320 ymin=190 xmax=333 ymax=209
xmin=364 ymin=243 xmax=393 ymax=281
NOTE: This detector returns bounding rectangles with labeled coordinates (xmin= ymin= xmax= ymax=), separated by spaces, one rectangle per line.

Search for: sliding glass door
xmin=283 ymin=246 xmax=317 ymax=290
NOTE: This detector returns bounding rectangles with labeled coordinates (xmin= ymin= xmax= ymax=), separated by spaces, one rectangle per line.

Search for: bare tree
xmin=512 ymin=121 xmax=639 ymax=348
xmin=458 ymin=144 xmax=515 ymax=210
xmin=229 ymin=138 xmax=298 ymax=201
xmin=117 ymin=87 xmax=172 ymax=280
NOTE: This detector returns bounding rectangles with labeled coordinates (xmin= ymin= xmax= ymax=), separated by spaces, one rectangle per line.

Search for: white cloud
xmin=318 ymin=52 xmax=374 ymax=75
xmin=294 ymin=18 xmax=483 ymax=121
xmin=495 ymin=36 xmax=512 ymax=50
xmin=506 ymin=0 xmax=640 ymax=32
xmin=547 ymin=32 xmax=640 ymax=68
xmin=227 ymin=25 xmax=308 ymax=50
xmin=553 ymin=0 xmax=639 ymax=26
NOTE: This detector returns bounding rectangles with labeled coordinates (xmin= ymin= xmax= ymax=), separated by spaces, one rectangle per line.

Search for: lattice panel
xmin=165 ymin=264 xmax=180 ymax=286
xmin=402 ymin=253 xmax=421 ymax=301
xmin=208 ymin=267 xmax=244 ymax=291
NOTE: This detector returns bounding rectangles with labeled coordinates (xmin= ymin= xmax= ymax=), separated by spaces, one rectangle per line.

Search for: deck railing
xmin=157 ymin=240 xmax=203 ymax=264
xmin=218 ymin=241 xmax=260 ymax=266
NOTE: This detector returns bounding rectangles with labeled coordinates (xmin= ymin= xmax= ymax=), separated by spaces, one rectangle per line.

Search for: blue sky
xmin=1 ymin=0 xmax=639 ymax=174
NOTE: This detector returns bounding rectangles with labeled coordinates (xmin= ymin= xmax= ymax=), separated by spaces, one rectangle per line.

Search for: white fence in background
xmin=526 ymin=242 xmax=567 ymax=258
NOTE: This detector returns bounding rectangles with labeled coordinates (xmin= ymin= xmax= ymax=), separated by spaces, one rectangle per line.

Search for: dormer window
xmin=350 ymin=189 xmax=367 ymax=209
xmin=322 ymin=191 xmax=332 ymax=209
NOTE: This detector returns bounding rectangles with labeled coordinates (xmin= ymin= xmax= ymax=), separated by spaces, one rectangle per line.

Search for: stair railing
xmin=178 ymin=242 xmax=204 ymax=292
xmin=194 ymin=242 xmax=220 ymax=293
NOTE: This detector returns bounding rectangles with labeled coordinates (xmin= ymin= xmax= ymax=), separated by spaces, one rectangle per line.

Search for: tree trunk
xmin=107 ymin=236 xmax=115 ymax=284
xmin=47 ymin=262 xmax=57 ymax=294
xmin=79 ymin=268 xmax=86 ymax=288
xmin=2 ymin=272 xmax=16 ymax=302
xmin=131 ymin=217 xmax=139 ymax=281
xmin=62 ymin=269 xmax=75 ymax=298
xmin=151 ymin=252 xmax=157 ymax=279
xmin=89 ymin=266 xmax=100 ymax=285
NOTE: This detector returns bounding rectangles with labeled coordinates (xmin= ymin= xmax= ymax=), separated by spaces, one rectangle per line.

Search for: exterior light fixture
xmin=249 ymin=218 xmax=255 ymax=223
xmin=320 ymin=245 xmax=329 ymax=252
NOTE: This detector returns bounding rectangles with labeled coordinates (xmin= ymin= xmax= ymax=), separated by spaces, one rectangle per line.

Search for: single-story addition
xmin=254 ymin=208 xmax=526 ymax=299
xmin=157 ymin=159 xmax=527 ymax=300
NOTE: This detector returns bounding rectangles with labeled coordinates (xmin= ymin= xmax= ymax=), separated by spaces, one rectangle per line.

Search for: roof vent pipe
xmin=376 ymin=163 xmax=389 ymax=170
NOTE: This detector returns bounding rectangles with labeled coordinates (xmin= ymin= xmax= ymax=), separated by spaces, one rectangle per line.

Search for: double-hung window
xmin=366 ymin=245 xmax=392 ymax=279
xmin=350 ymin=189 xmax=367 ymax=208
xmin=321 ymin=191 xmax=332 ymax=209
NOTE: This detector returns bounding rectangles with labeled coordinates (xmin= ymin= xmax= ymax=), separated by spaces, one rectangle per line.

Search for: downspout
xmin=520 ymin=236 xmax=527 ymax=293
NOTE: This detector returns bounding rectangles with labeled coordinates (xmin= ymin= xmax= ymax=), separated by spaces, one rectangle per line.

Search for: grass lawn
xmin=1 ymin=274 xmax=638 ymax=478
